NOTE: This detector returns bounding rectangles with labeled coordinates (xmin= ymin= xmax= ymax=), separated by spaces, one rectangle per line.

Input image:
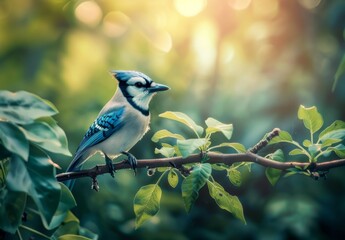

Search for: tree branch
xmin=56 ymin=152 xmax=345 ymax=182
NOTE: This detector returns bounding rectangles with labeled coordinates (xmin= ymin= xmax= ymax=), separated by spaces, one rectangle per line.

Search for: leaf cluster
xmin=0 ymin=91 xmax=96 ymax=239
xmin=266 ymin=105 xmax=345 ymax=184
xmin=134 ymin=106 xmax=345 ymax=228
xmin=134 ymin=111 xmax=247 ymax=228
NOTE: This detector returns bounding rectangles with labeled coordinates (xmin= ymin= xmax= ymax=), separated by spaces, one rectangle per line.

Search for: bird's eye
xmin=135 ymin=82 xmax=144 ymax=88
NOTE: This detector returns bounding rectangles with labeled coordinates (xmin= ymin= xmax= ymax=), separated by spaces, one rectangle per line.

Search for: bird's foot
xmin=122 ymin=152 xmax=137 ymax=175
xmin=105 ymin=155 xmax=115 ymax=178
xmin=91 ymin=176 xmax=100 ymax=192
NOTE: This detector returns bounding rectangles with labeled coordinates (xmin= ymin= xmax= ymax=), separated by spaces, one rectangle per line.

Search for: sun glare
xmin=174 ymin=0 xmax=207 ymax=17
xmin=192 ymin=20 xmax=217 ymax=75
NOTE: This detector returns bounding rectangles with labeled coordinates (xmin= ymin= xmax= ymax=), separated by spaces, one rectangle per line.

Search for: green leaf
xmin=298 ymin=105 xmax=323 ymax=134
xmin=265 ymin=149 xmax=284 ymax=186
xmin=6 ymin=152 xmax=61 ymax=227
xmin=0 ymin=90 xmax=58 ymax=124
xmin=228 ymin=169 xmax=241 ymax=187
xmin=210 ymin=142 xmax=246 ymax=153
xmin=284 ymin=167 xmax=311 ymax=177
xmin=267 ymin=149 xmax=285 ymax=162
xmin=205 ymin=118 xmax=233 ymax=139
xmin=177 ymin=138 xmax=208 ymax=158
xmin=5 ymin=156 xmax=30 ymax=193
xmin=45 ymin=183 xmax=77 ymax=230
xmin=53 ymin=211 xmax=98 ymax=240
xmin=57 ymin=235 xmax=92 ymax=240
xmin=326 ymin=144 xmax=345 ymax=158
xmin=0 ymin=189 xmax=27 ymax=233
xmin=21 ymin=120 xmax=71 ymax=156
xmin=168 ymin=169 xmax=178 ymax=188
xmin=303 ymin=139 xmax=312 ymax=147
xmin=289 ymin=148 xmax=306 ymax=156
xmin=133 ymin=184 xmax=162 ymax=229
xmin=269 ymin=130 xmax=293 ymax=144
xmin=308 ymin=144 xmax=321 ymax=158
xmin=159 ymin=111 xmax=204 ymax=136
xmin=151 ymin=129 xmax=185 ymax=143
xmin=156 ymin=167 xmax=169 ymax=172
xmin=181 ymin=163 xmax=212 ymax=212
xmin=321 ymin=138 xmax=342 ymax=148
xmin=319 ymin=120 xmax=345 ymax=142
xmin=207 ymin=180 xmax=246 ymax=224
xmin=154 ymin=146 xmax=175 ymax=158
xmin=211 ymin=163 xmax=228 ymax=171
xmin=41 ymin=117 xmax=71 ymax=156
xmin=0 ymin=121 xmax=29 ymax=161
xmin=51 ymin=212 xmax=80 ymax=239
xmin=78 ymin=227 xmax=98 ymax=240
xmin=332 ymin=52 xmax=345 ymax=91
xmin=284 ymin=171 xmax=299 ymax=178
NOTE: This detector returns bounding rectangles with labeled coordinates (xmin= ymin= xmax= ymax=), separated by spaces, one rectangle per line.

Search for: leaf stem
xmin=290 ymin=141 xmax=312 ymax=161
xmin=155 ymin=169 xmax=169 ymax=186
xmin=17 ymin=229 xmax=23 ymax=240
xmin=194 ymin=129 xmax=201 ymax=139
xmin=26 ymin=207 xmax=41 ymax=216
xmin=19 ymin=225 xmax=50 ymax=239
xmin=310 ymin=130 xmax=314 ymax=145
xmin=231 ymin=162 xmax=246 ymax=170
xmin=314 ymin=150 xmax=328 ymax=162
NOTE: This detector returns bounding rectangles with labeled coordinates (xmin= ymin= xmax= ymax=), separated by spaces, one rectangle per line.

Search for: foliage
xmin=0 ymin=92 xmax=344 ymax=237
xmin=134 ymin=111 xmax=247 ymax=228
xmin=1 ymin=0 xmax=345 ymax=238
xmin=132 ymin=106 xmax=345 ymax=228
xmin=267 ymin=105 xmax=345 ymax=181
xmin=0 ymin=91 xmax=96 ymax=239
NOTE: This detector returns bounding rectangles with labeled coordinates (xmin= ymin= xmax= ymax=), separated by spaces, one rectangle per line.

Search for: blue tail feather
xmin=64 ymin=156 xmax=83 ymax=190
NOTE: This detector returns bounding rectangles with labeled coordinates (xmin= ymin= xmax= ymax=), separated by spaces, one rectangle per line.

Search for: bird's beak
xmin=148 ymin=82 xmax=170 ymax=93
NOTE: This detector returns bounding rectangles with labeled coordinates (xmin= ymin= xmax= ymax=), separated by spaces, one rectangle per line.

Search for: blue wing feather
xmin=65 ymin=107 xmax=125 ymax=189
xmin=69 ymin=106 xmax=125 ymax=169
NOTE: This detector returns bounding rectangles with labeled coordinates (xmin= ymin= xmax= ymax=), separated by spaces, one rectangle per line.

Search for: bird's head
xmin=111 ymin=70 xmax=169 ymax=115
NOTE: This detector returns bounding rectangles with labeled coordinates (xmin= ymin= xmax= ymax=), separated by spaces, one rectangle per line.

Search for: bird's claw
xmin=105 ymin=155 xmax=115 ymax=178
xmin=122 ymin=152 xmax=137 ymax=175
xmin=91 ymin=176 xmax=100 ymax=191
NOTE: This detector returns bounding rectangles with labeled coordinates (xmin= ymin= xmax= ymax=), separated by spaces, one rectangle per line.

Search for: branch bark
xmin=56 ymin=152 xmax=345 ymax=182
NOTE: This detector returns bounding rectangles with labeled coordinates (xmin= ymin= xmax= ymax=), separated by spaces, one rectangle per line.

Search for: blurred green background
xmin=1 ymin=0 xmax=345 ymax=239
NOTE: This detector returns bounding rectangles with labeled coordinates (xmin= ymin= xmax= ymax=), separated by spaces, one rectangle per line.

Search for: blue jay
xmin=65 ymin=70 xmax=169 ymax=189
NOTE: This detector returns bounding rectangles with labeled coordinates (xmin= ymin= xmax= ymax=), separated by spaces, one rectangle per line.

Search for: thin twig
xmin=248 ymin=128 xmax=280 ymax=153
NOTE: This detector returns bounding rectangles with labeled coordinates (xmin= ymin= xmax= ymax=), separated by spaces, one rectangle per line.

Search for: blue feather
xmin=112 ymin=70 xmax=152 ymax=82
xmin=67 ymin=106 xmax=125 ymax=171
xmin=64 ymin=107 xmax=125 ymax=189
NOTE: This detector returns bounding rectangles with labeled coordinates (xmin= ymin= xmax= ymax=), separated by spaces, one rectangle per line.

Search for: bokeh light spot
xmin=192 ymin=20 xmax=217 ymax=75
xmin=75 ymin=1 xmax=103 ymax=27
xmin=247 ymin=22 xmax=269 ymax=41
xmin=298 ymin=0 xmax=322 ymax=9
xmin=252 ymin=0 xmax=279 ymax=19
xmin=102 ymin=11 xmax=130 ymax=38
xmin=150 ymin=31 xmax=173 ymax=53
xmin=228 ymin=0 xmax=251 ymax=11
xmin=174 ymin=0 xmax=207 ymax=17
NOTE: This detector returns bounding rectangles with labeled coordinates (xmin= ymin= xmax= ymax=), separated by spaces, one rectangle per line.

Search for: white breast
xmin=94 ymin=106 xmax=150 ymax=159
